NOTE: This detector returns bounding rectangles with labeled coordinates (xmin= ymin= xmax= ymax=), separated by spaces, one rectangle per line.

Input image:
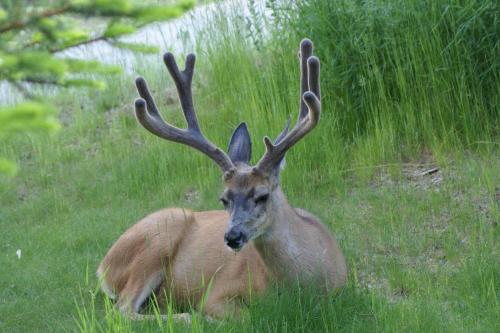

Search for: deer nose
xmin=224 ymin=229 xmax=246 ymax=250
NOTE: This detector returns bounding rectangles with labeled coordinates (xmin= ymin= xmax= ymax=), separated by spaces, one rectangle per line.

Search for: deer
xmin=97 ymin=39 xmax=347 ymax=321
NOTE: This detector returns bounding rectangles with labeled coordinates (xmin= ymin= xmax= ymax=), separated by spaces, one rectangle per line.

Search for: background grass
xmin=0 ymin=0 xmax=498 ymax=332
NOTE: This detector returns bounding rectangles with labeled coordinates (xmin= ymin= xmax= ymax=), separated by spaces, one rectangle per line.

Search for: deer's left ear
xmin=228 ymin=122 xmax=252 ymax=164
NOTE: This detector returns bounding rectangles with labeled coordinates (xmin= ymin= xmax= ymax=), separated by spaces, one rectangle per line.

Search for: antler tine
xmin=299 ymin=38 xmax=313 ymax=120
xmin=163 ymin=52 xmax=200 ymax=132
xmin=256 ymin=39 xmax=321 ymax=173
xmin=134 ymin=53 xmax=235 ymax=173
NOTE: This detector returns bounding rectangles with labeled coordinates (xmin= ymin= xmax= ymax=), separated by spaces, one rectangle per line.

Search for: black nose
xmin=224 ymin=229 xmax=246 ymax=249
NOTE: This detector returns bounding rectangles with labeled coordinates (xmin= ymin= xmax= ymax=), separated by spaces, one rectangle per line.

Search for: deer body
xmin=98 ymin=39 xmax=347 ymax=319
xmin=98 ymin=208 xmax=268 ymax=316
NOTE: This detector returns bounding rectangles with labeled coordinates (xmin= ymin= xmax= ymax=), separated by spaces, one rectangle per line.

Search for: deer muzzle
xmin=224 ymin=227 xmax=248 ymax=252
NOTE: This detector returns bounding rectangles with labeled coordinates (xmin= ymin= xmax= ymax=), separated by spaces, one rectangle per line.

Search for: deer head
xmin=134 ymin=39 xmax=321 ymax=252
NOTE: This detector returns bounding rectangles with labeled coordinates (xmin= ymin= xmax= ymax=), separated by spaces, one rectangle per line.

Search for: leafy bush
xmin=0 ymin=0 xmax=194 ymax=175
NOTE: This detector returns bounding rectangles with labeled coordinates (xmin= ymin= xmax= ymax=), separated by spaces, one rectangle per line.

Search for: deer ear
xmin=228 ymin=122 xmax=252 ymax=164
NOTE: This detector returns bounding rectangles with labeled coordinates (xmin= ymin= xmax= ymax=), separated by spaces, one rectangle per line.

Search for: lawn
xmin=0 ymin=0 xmax=498 ymax=332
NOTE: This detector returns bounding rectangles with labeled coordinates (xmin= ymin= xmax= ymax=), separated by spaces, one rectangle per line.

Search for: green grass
xmin=0 ymin=0 xmax=498 ymax=332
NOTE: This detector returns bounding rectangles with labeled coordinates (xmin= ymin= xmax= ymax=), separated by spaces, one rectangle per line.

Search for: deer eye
xmin=220 ymin=197 xmax=229 ymax=207
xmin=255 ymin=194 xmax=269 ymax=205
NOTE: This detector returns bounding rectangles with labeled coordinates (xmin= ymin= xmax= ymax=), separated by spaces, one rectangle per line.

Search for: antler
xmin=134 ymin=52 xmax=235 ymax=173
xmin=255 ymin=39 xmax=321 ymax=173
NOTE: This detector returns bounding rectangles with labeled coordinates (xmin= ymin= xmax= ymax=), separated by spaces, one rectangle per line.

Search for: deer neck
xmin=252 ymin=187 xmax=313 ymax=282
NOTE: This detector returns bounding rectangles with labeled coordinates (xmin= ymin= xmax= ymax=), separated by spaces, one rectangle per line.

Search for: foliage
xmin=0 ymin=0 xmax=194 ymax=175
xmin=242 ymin=0 xmax=499 ymax=162
xmin=0 ymin=0 xmax=498 ymax=332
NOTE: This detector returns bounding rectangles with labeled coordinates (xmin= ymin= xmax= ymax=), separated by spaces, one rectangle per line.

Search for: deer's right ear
xmin=228 ymin=122 xmax=252 ymax=165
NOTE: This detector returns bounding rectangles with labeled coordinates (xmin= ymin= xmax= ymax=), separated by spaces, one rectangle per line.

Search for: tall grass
xmin=0 ymin=0 xmax=498 ymax=332
xmin=197 ymin=0 xmax=499 ymax=172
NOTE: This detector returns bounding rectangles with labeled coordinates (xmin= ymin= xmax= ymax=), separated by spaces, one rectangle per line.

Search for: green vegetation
xmin=0 ymin=0 xmax=498 ymax=332
xmin=0 ymin=0 xmax=193 ymax=174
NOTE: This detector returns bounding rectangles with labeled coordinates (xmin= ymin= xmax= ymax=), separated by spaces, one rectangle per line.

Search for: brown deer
xmin=97 ymin=39 xmax=347 ymax=321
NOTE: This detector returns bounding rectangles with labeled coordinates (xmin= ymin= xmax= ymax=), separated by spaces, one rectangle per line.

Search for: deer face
xmin=221 ymin=165 xmax=275 ymax=251
xmin=220 ymin=123 xmax=286 ymax=251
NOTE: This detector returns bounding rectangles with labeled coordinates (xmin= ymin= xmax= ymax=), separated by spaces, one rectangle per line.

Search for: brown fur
xmin=98 ymin=208 xmax=269 ymax=317
xmin=98 ymin=183 xmax=347 ymax=318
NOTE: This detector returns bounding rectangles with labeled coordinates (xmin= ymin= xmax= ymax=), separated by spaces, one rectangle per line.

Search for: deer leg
xmin=129 ymin=312 xmax=193 ymax=323
xmin=116 ymin=270 xmax=165 ymax=313
xmin=204 ymin=298 xmax=241 ymax=319
xmin=202 ymin=282 xmax=243 ymax=318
